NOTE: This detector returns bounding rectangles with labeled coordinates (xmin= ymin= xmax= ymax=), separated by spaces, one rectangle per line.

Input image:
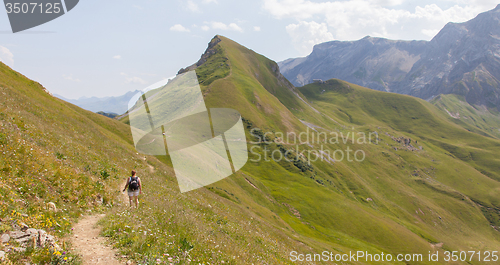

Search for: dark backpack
xmin=129 ymin=176 xmax=139 ymax=191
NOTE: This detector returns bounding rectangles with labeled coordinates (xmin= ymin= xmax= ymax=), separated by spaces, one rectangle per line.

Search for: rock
xmin=96 ymin=194 xmax=103 ymax=205
xmin=12 ymin=247 xmax=26 ymax=252
xmin=0 ymin=250 xmax=5 ymax=261
xmin=126 ymin=260 xmax=133 ymax=265
xmin=38 ymin=230 xmax=47 ymax=247
xmin=9 ymin=230 xmax=29 ymax=239
xmin=11 ymin=223 xmax=20 ymax=231
xmin=26 ymin=228 xmax=37 ymax=235
xmin=47 ymin=202 xmax=57 ymax=212
xmin=0 ymin=233 xmax=10 ymax=243
xmin=16 ymin=236 xmax=31 ymax=243
xmin=19 ymin=222 xmax=29 ymax=231
xmin=51 ymin=242 xmax=62 ymax=251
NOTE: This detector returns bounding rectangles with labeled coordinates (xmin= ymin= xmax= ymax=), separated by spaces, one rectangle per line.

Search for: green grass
xmin=113 ymin=36 xmax=500 ymax=264
xmin=431 ymin=94 xmax=500 ymax=139
xmin=3 ymin=34 xmax=500 ymax=265
xmin=0 ymin=56 xmax=313 ymax=264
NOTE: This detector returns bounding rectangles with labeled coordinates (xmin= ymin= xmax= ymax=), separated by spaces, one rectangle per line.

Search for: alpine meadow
xmin=1 ymin=32 xmax=500 ymax=265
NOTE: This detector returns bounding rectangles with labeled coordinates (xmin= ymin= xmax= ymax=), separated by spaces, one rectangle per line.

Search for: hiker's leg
xmin=128 ymin=196 xmax=133 ymax=207
xmin=134 ymin=195 xmax=139 ymax=208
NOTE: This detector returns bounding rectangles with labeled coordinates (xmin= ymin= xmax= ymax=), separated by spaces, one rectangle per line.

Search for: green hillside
xmin=178 ymin=36 xmax=500 ymax=263
xmin=0 ymin=62 xmax=312 ymax=264
xmin=431 ymin=94 xmax=500 ymax=139
xmin=2 ymin=34 xmax=500 ymax=265
xmin=122 ymin=35 xmax=500 ymax=264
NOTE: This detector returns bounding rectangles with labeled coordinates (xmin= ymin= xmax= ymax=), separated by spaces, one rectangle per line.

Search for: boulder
xmin=19 ymin=222 xmax=29 ymax=231
xmin=0 ymin=233 xmax=9 ymax=243
xmin=9 ymin=230 xmax=29 ymax=240
xmin=38 ymin=230 xmax=47 ymax=247
xmin=26 ymin=228 xmax=38 ymax=237
xmin=12 ymin=247 xmax=26 ymax=252
xmin=47 ymin=202 xmax=57 ymax=212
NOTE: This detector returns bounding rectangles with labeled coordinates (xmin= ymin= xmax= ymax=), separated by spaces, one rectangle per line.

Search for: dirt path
xmin=71 ymin=214 xmax=123 ymax=265
xmin=70 ymin=168 xmax=153 ymax=264
xmin=70 ymin=179 xmax=130 ymax=265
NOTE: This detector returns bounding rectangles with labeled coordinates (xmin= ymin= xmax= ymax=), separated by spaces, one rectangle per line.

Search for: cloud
xmin=286 ymin=21 xmax=334 ymax=55
xmin=254 ymin=26 xmax=261 ymax=31
xmin=63 ymin=74 xmax=81 ymax=82
xmin=186 ymin=0 xmax=201 ymax=13
xmin=170 ymin=24 xmax=191 ymax=32
xmin=208 ymin=22 xmax=243 ymax=32
xmin=113 ymin=55 xmax=121 ymax=59
xmin=421 ymin=28 xmax=439 ymax=38
xmin=263 ymin=0 xmax=497 ymax=43
xmin=202 ymin=0 xmax=218 ymax=3
xmin=121 ymin=72 xmax=148 ymax=84
xmin=0 ymin=46 xmax=14 ymax=68
xmin=125 ymin=76 xmax=147 ymax=84
xmin=201 ymin=25 xmax=210 ymax=31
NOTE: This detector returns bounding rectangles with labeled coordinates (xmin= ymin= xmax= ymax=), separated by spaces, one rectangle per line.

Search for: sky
xmin=0 ymin=0 xmax=498 ymax=99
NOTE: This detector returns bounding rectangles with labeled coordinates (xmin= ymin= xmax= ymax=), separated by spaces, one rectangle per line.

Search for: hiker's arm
xmin=122 ymin=178 xmax=129 ymax=192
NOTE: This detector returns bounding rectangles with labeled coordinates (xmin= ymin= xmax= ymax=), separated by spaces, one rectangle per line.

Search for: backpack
xmin=129 ymin=176 xmax=139 ymax=191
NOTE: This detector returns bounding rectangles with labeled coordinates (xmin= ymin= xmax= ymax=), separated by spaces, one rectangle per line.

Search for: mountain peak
xmin=177 ymin=35 xmax=224 ymax=75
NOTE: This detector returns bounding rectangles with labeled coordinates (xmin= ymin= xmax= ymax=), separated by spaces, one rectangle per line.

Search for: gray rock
xmin=26 ymin=228 xmax=38 ymax=237
xmin=19 ymin=222 xmax=29 ymax=231
xmin=38 ymin=230 xmax=47 ymax=247
xmin=9 ymin=230 xmax=28 ymax=239
xmin=12 ymin=247 xmax=26 ymax=252
xmin=0 ymin=250 xmax=5 ymax=261
xmin=0 ymin=233 xmax=9 ymax=243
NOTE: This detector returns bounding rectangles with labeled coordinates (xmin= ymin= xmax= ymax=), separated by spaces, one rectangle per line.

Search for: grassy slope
xmin=154 ymin=36 xmax=500 ymax=264
xmin=293 ymin=79 xmax=500 ymax=256
xmin=0 ymin=62 xmax=312 ymax=264
xmin=5 ymin=32 xmax=500 ymax=264
xmin=431 ymin=94 xmax=500 ymax=139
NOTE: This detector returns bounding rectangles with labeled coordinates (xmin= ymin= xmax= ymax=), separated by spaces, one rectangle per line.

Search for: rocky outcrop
xmin=178 ymin=35 xmax=223 ymax=75
xmin=280 ymin=36 xmax=426 ymax=91
xmin=279 ymin=4 xmax=500 ymax=109
xmin=0 ymin=219 xmax=61 ymax=254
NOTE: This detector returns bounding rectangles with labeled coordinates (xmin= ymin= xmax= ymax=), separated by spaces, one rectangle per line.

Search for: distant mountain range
xmin=55 ymin=90 xmax=139 ymax=115
xmin=279 ymin=4 xmax=500 ymax=110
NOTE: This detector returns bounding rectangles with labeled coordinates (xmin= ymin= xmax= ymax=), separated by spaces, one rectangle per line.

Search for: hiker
xmin=123 ymin=170 xmax=142 ymax=208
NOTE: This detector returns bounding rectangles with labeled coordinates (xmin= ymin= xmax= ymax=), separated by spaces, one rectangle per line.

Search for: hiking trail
xmin=70 ymin=177 xmax=133 ymax=265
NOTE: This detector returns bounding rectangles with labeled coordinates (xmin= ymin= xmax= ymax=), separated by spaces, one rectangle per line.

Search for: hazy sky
xmin=0 ymin=0 xmax=498 ymax=99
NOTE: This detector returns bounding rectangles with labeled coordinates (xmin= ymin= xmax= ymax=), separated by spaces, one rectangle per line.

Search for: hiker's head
xmin=131 ymin=170 xmax=136 ymax=176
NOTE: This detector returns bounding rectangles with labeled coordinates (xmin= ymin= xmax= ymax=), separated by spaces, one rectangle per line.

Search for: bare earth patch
xmin=71 ymin=214 xmax=122 ymax=265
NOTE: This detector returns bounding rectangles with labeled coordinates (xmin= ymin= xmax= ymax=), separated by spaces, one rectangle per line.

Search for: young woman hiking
xmin=123 ymin=170 xmax=142 ymax=208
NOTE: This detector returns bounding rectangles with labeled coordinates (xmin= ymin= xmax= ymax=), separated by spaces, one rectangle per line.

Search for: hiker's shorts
xmin=128 ymin=189 xmax=139 ymax=197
